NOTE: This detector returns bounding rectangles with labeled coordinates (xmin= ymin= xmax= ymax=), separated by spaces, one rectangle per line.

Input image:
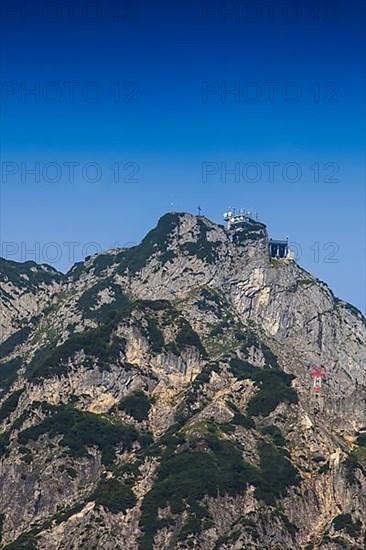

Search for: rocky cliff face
xmin=0 ymin=259 xmax=62 ymax=344
xmin=0 ymin=212 xmax=365 ymax=550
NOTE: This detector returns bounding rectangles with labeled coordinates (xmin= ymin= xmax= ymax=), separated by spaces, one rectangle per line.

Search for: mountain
xmin=0 ymin=212 xmax=365 ymax=550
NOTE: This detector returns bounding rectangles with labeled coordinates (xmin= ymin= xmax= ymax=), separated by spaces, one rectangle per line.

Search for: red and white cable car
xmin=309 ymin=365 xmax=327 ymax=395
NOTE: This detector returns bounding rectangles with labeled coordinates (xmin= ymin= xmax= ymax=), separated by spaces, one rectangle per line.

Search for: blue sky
xmin=1 ymin=0 xmax=365 ymax=312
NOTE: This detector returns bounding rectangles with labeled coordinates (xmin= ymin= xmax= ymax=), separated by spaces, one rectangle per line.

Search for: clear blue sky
xmin=1 ymin=0 xmax=365 ymax=312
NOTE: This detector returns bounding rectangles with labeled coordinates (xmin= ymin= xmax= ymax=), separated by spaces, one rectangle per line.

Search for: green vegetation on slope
xmin=3 ymin=534 xmax=38 ymax=550
xmin=145 ymin=317 xmax=165 ymax=353
xmin=77 ymin=280 xmax=131 ymax=323
xmin=332 ymin=514 xmax=362 ymax=538
xmin=345 ymin=433 xmax=366 ymax=482
xmin=26 ymin=316 xmax=127 ymax=381
xmin=0 ymin=357 xmax=23 ymax=394
xmin=118 ymin=390 xmax=154 ymax=422
xmin=25 ymin=293 xmax=207 ymax=382
xmin=175 ymin=319 xmax=207 ymax=357
xmin=0 ymin=258 xmax=62 ymax=288
xmin=229 ymin=356 xmax=298 ymax=416
xmin=139 ymin=427 xmax=258 ymax=549
xmin=231 ymin=221 xmax=267 ymax=244
xmin=0 ymin=433 xmax=10 ymax=458
xmin=139 ymin=302 xmax=207 ymax=358
xmin=91 ymin=253 xmax=117 ymax=275
xmin=255 ymin=441 xmax=300 ymax=504
xmin=259 ymin=424 xmax=286 ymax=447
xmin=181 ymin=219 xmax=220 ymax=264
xmin=116 ymin=212 xmax=180 ymax=274
xmin=92 ymin=478 xmax=136 ymax=513
xmin=0 ymin=389 xmax=24 ymax=422
xmin=0 ymin=327 xmax=32 ymax=357
xmin=195 ymin=287 xmax=224 ymax=313
xmin=223 ymin=400 xmax=255 ymax=430
xmin=17 ymin=405 xmax=145 ymax=465
xmin=139 ymin=417 xmax=300 ymax=549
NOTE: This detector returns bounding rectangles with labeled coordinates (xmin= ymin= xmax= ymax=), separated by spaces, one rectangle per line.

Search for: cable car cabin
xmin=269 ymin=239 xmax=288 ymax=259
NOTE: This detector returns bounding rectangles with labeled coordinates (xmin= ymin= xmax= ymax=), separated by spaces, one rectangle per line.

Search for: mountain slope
xmin=0 ymin=259 xmax=63 ymax=344
xmin=0 ymin=212 xmax=365 ymax=550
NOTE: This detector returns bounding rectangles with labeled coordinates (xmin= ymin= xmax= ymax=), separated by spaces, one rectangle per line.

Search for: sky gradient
xmin=1 ymin=0 xmax=365 ymax=312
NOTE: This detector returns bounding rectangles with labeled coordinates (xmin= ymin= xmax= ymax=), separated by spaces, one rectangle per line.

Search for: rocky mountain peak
xmin=0 ymin=212 xmax=365 ymax=550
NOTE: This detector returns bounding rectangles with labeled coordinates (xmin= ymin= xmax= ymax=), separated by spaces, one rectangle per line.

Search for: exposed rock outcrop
xmin=0 ymin=213 xmax=365 ymax=549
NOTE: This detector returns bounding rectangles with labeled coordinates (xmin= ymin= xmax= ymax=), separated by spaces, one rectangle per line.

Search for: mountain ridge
xmin=0 ymin=212 xmax=365 ymax=549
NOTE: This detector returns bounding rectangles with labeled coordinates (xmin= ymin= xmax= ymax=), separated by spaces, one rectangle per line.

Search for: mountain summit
xmin=0 ymin=212 xmax=365 ymax=549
